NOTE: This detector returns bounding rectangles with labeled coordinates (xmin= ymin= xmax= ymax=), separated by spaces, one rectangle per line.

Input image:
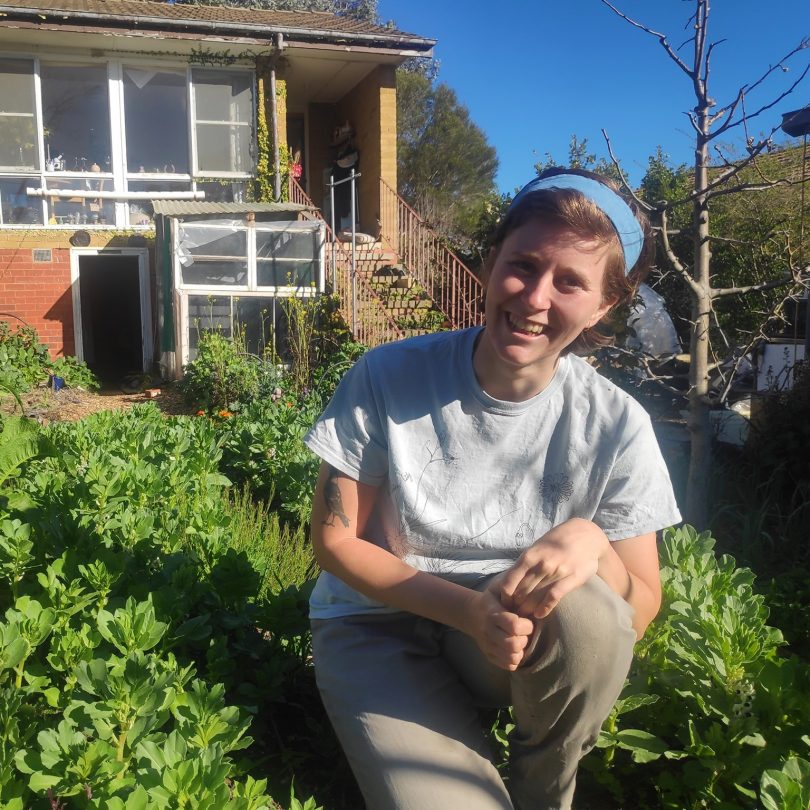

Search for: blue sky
xmin=378 ymin=0 xmax=810 ymax=194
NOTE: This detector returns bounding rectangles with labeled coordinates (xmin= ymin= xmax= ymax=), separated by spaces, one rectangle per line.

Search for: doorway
xmin=71 ymin=250 xmax=152 ymax=383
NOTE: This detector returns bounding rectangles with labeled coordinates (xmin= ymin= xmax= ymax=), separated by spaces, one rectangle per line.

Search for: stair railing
xmin=289 ymin=177 xmax=404 ymax=347
xmin=379 ymin=179 xmax=484 ymax=330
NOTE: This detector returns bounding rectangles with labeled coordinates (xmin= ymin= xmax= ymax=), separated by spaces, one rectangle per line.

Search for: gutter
xmin=0 ymin=4 xmax=437 ymax=52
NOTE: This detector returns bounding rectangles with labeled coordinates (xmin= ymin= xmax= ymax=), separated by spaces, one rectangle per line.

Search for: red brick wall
xmin=0 ymin=247 xmax=74 ymax=358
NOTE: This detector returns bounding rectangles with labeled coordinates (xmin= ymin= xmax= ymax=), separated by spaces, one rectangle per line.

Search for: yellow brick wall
xmin=336 ymin=65 xmax=397 ymax=237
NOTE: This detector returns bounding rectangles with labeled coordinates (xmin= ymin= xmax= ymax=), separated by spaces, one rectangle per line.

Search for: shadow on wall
xmin=45 ymin=285 xmax=76 ymax=357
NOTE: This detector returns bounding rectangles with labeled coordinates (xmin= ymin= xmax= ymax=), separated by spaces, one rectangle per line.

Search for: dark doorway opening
xmin=78 ymin=254 xmax=143 ymax=383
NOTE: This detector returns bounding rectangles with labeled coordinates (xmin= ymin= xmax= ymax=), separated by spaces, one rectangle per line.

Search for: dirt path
xmin=4 ymin=383 xmax=195 ymax=423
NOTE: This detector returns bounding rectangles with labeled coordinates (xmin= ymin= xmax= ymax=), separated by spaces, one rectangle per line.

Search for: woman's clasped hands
xmin=467 ymin=519 xmax=610 ymax=671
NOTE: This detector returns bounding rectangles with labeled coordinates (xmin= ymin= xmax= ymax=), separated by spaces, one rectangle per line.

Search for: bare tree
xmin=601 ymin=0 xmax=809 ymax=526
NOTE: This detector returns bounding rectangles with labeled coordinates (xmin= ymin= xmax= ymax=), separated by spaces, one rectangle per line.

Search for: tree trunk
xmin=685 ymin=127 xmax=712 ymax=528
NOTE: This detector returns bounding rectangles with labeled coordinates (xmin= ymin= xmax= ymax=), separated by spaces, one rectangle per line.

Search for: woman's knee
xmin=519 ymin=576 xmax=636 ymax=684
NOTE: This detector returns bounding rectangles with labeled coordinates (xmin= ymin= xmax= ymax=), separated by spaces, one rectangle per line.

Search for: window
xmin=0 ymin=57 xmax=257 ymax=228
xmin=192 ymin=69 xmax=253 ymax=174
xmin=0 ymin=58 xmax=38 ymax=171
xmin=41 ymin=63 xmax=112 ymax=173
xmin=179 ymin=225 xmax=249 ymax=287
xmin=256 ymin=224 xmax=320 ymax=288
xmin=0 ymin=177 xmax=43 ymax=224
xmin=187 ymin=294 xmax=289 ymax=359
xmin=177 ymin=218 xmax=325 ymax=364
xmin=123 ymin=67 xmax=189 ymax=174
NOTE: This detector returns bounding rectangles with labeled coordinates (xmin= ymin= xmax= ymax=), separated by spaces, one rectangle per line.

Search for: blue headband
xmin=510 ymin=175 xmax=644 ymax=273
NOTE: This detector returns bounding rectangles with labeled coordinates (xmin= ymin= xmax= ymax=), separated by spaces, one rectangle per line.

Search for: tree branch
xmin=600 ymin=129 xmax=653 ymax=212
xmin=711 ymin=61 xmax=810 ymax=138
xmin=711 ymin=274 xmax=797 ymax=298
xmin=600 ymin=0 xmax=695 ymax=77
xmin=659 ymin=209 xmax=702 ymax=296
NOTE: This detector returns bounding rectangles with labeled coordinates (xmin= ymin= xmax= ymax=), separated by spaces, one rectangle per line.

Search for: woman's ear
xmin=587 ymin=295 xmax=619 ymax=329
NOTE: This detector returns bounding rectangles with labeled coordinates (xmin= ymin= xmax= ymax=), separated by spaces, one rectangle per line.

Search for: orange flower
xmin=218 ymin=409 xmax=233 ymax=418
xmin=196 ymin=410 xmax=205 ymax=416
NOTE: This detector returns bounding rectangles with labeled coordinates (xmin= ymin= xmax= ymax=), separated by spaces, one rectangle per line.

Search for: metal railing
xmin=289 ymin=177 xmax=404 ymax=347
xmin=379 ymin=179 xmax=484 ymax=330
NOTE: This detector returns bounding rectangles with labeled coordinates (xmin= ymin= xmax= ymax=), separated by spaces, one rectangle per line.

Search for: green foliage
xmin=533 ymin=134 xmax=623 ymax=184
xmin=578 ymin=525 xmax=810 ymax=809
xmin=224 ymin=487 xmax=316 ymax=598
xmin=0 ymin=322 xmax=99 ymax=395
xmin=50 ymin=355 xmax=102 ymax=393
xmin=0 ymin=405 xmax=329 ymax=807
xmin=397 ymin=69 xmax=499 ymax=244
xmin=181 ymin=331 xmax=263 ymax=411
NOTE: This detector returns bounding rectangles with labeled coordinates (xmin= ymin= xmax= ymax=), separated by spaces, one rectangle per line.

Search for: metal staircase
xmin=289 ymin=178 xmax=484 ymax=347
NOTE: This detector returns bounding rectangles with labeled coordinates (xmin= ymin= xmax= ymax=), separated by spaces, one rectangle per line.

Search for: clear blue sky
xmin=378 ymin=0 xmax=810 ymax=194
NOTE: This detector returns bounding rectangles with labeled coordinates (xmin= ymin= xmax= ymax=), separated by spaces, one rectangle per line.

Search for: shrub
xmin=0 ymin=322 xmax=99 ymax=395
xmin=0 ymin=406 xmax=324 ymax=808
xmin=180 ymin=331 xmax=264 ymax=411
xmin=578 ymin=525 xmax=810 ymax=809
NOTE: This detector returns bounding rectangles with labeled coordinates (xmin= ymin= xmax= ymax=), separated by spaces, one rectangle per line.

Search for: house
xmin=0 ymin=0 xmax=449 ymax=381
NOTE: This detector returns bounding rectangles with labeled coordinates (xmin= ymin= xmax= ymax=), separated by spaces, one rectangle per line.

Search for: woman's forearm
xmin=313 ymin=533 xmax=481 ymax=634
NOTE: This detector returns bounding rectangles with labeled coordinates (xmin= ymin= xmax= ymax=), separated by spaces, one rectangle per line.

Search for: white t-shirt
xmin=305 ymin=327 xmax=681 ymax=619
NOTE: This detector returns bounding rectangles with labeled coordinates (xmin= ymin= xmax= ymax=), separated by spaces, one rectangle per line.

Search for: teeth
xmin=509 ymin=314 xmax=545 ymax=335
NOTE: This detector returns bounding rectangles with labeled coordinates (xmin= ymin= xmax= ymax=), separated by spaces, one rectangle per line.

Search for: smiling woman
xmin=303 ymin=167 xmax=681 ymax=810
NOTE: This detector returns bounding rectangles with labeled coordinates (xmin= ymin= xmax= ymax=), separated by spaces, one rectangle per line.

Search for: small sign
xmin=33 ymin=249 xmax=52 ymax=263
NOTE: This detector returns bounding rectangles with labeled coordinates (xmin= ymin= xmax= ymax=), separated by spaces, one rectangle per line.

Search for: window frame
xmin=0 ymin=52 xmax=257 ymax=229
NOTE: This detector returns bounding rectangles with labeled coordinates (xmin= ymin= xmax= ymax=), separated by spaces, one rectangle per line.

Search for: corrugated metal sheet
xmin=151 ymin=200 xmax=314 ymax=216
xmin=0 ymin=0 xmax=433 ymax=45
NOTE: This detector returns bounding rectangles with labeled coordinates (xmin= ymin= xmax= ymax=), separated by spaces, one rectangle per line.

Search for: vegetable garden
xmin=1 ymin=314 xmax=808 ymax=809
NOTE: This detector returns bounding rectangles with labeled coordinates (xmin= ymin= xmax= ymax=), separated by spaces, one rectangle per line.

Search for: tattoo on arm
xmin=322 ymin=465 xmax=350 ymax=528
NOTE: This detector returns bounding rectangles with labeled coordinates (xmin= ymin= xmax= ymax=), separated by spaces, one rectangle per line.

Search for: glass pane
xmin=44 ymin=175 xmax=115 ymax=225
xmin=257 ymin=260 xmax=315 ymax=288
xmin=186 ymin=295 xmax=288 ymax=360
xmin=188 ymin=295 xmax=233 ymax=357
xmin=256 ymin=226 xmax=318 ymax=287
xmin=185 ymin=228 xmax=246 ymax=259
xmin=126 ymin=180 xmax=193 ymax=224
xmin=182 ymin=259 xmax=248 ymax=286
xmin=257 ymin=229 xmax=317 ymax=261
xmin=196 ymin=180 xmax=247 ymax=203
xmin=192 ymin=69 xmax=252 ymax=123
xmin=41 ymin=63 xmax=111 ymax=173
xmin=123 ymin=67 xmax=189 ymax=174
xmin=0 ymin=58 xmax=38 ymax=170
xmin=196 ymin=123 xmax=252 ymax=173
xmin=235 ymin=297 xmax=287 ymax=358
xmin=0 ymin=178 xmax=43 ymax=225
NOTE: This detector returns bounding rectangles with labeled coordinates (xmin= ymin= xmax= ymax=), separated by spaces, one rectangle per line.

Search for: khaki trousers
xmin=311 ymin=575 xmax=636 ymax=810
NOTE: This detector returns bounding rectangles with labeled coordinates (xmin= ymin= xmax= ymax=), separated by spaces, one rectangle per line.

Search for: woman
xmin=305 ymin=168 xmax=681 ymax=810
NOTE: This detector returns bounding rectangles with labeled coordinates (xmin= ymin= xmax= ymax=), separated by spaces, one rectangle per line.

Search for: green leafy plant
xmin=578 ymin=525 xmax=810 ymax=809
xmin=0 ymin=322 xmax=98 ymax=395
xmin=181 ymin=330 xmax=262 ymax=411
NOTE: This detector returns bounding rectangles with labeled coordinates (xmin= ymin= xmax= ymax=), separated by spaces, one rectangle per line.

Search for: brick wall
xmin=0 ymin=245 xmax=74 ymax=357
xmin=336 ymin=65 xmax=397 ymax=236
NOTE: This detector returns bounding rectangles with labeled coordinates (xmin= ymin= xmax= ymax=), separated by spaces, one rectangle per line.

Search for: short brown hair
xmin=484 ymin=167 xmax=652 ymax=353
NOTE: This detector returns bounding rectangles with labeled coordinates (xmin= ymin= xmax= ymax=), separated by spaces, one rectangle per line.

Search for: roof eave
xmin=0 ymin=4 xmax=437 ymax=53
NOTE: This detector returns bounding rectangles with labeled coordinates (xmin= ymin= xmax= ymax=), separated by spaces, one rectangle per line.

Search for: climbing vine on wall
xmin=255 ymin=72 xmax=291 ymax=203
xmin=255 ymin=74 xmax=273 ymax=203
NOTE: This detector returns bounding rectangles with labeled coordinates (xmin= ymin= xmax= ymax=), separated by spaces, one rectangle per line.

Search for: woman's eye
xmin=559 ymin=276 xmax=583 ymax=289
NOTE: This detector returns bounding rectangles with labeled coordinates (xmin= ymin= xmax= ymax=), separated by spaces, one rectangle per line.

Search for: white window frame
xmin=173 ymin=219 xmax=325 ymax=367
xmin=0 ymin=52 xmax=256 ymax=229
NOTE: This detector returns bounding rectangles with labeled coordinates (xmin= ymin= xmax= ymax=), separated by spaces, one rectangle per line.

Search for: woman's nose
xmin=523 ymin=271 xmax=553 ymax=310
